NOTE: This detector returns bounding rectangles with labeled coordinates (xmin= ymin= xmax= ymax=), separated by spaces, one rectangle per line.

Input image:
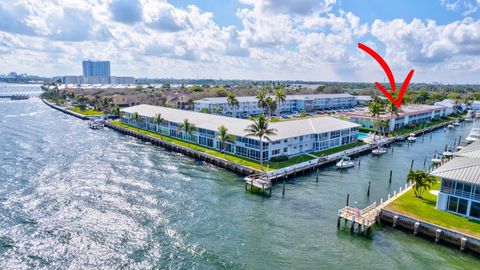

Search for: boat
xmin=456 ymin=145 xmax=464 ymax=151
xmin=453 ymin=121 xmax=460 ymax=126
xmin=431 ymin=155 xmax=443 ymax=164
xmin=465 ymin=127 xmax=480 ymax=143
xmin=336 ymin=156 xmax=355 ymax=169
xmin=407 ymin=133 xmax=416 ymax=142
xmin=447 ymin=124 xmax=454 ymax=129
xmin=442 ymin=150 xmax=454 ymax=158
xmin=372 ymin=147 xmax=388 ymax=155
xmin=465 ymin=117 xmax=474 ymax=122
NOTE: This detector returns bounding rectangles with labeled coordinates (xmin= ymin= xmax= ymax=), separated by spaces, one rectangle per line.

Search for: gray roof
xmin=455 ymin=141 xmax=480 ymax=159
xmin=431 ymin=157 xmax=480 ymax=184
xmin=122 ymin=104 xmax=360 ymax=141
xmin=194 ymin=94 xmax=354 ymax=104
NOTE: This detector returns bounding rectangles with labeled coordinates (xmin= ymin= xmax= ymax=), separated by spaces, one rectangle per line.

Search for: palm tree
xmin=99 ymin=97 xmax=111 ymax=114
xmin=130 ymin=112 xmax=144 ymax=130
xmin=244 ymin=114 xmax=277 ymax=171
xmin=111 ymin=105 xmax=121 ymax=118
xmin=178 ymin=119 xmax=197 ymax=146
xmin=216 ymin=125 xmax=232 ymax=159
xmin=265 ymin=97 xmax=277 ymax=118
xmin=368 ymin=97 xmax=384 ymax=140
xmin=226 ymin=92 xmax=239 ymax=118
xmin=256 ymin=90 xmax=268 ymax=115
xmin=274 ymin=89 xmax=286 ymax=116
xmin=152 ymin=113 xmax=164 ymax=134
xmin=407 ymin=170 xmax=438 ymax=198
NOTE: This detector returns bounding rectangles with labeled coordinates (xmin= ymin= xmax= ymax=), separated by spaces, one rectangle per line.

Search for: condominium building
xmin=434 ymin=99 xmax=466 ymax=115
xmin=343 ymin=105 xmax=447 ymax=132
xmin=121 ymin=104 xmax=360 ymax=161
xmin=82 ymin=60 xmax=111 ymax=77
xmin=193 ymin=94 xmax=356 ymax=117
xmin=433 ymin=141 xmax=480 ymax=220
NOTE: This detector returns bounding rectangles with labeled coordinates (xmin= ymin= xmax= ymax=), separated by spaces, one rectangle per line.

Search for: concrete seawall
xmin=380 ymin=209 xmax=480 ymax=255
xmin=41 ymin=99 xmax=89 ymax=120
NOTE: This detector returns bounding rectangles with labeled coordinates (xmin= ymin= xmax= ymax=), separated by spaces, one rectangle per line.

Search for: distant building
xmin=432 ymin=141 xmax=480 ymax=220
xmin=193 ymin=94 xmax=356 ymax=117
xmin=112 ymin=94 xmax=139 ymax=107
xmin=110 ymin=76 xmax=135 ymax=84
xmin=471 ymin=101 xmax=480 ymax=111
xmin=82 ymin=60 xmax=110 ymax=77
xmin=121 ymin=104 xmax=360 ymax=161
xmin=59 ymin=76 xmax=84 ymax=84
xmin=343 ymin=105 xmax=447 ymax=131
xmin=434 ymin=99 xmax=466 ymax=115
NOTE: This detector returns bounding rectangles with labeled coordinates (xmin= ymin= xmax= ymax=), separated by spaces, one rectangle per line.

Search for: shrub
xmin=270 ymin=155 xmax=288 ymax=162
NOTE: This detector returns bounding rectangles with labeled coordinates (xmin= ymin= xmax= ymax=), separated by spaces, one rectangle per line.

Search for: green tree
xmin=178 ymin=119 xmax=197 ymax=146
xmin=368 ymin=97 xmax=385 ymax=139
xmin=111 ymin=105 xmax=122 ymax=117
xmin=407 ymin=170 xmax=438 ymax=198
xmin=152 ymin=113 xmax=164 ymax=135
xmin=199 ymin=108 xmax=211 ymax=113
xmin=216 ymin=125 xmax=232 ymax=159
xmin=226 ymin=92 xmax=239 ymax=117
xmin=99 ymin=97 xmax=111 ymax=114
xmin=244 ymin=114 xmax=277 ymax=171
xmin=265 ymin=96 xmax=277 ymax=117
xmin=256 ymin=90 xmax=268 ymax=114
xmin=274 ymin=89 xmax=286 ymax=116
xmin=130 ymin=112 xmax=144 ymax=130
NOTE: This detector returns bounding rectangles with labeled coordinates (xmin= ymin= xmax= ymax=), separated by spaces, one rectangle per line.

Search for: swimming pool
xmin=356 ymin=132 xmax=369 ymax=139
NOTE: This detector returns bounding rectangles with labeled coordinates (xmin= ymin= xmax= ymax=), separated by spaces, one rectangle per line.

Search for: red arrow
xmin=358 ymin=42 xmax=414 ymax=108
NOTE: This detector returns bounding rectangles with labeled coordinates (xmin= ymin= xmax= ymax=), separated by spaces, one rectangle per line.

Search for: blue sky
xmin=1 ymin=0 xmax=480 ymax=83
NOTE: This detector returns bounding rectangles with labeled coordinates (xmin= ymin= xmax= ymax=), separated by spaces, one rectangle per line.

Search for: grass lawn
xmin=393 ymin=118 xmax=451 ymax=136
xmin=386 ymin=182 xmax=480 ymax=238
xmin=110 ymin=120 xmax=317 ymax=172
xmin=69 ymin=107 xmax=103 ymax=116
xmin=311 ymin=141 xmax=366 ymax=157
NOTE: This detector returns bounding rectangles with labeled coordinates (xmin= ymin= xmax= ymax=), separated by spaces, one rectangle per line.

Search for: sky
xmin=0 ymin=0 xmax=480 ymax=83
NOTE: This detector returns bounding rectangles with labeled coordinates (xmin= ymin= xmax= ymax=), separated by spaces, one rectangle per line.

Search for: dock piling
xmin=410 ymin=160 xmax=414 ymax=171
xmin=346 ymin=193 xmax=349 ymax=206
xmin=389 ymin=170 xmax=392 ymax=184
xmin=282 ymin=179 xmax=286 ymax=197
xmin=367 ymin=181 xmax=371 ymax=197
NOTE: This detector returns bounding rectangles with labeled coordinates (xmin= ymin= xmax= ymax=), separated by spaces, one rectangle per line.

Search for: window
xmin=272 ymin=149 xmax=280 ymax=155
xmin=284 ymin=147 xmax=288 ymax=152
xmin=470 ymin=202 xmax=480 ymax=219
xmin=448 ymin=196 xmax=458 ymax=212
xmin=458 ymin=198 xmax=468 ymax=215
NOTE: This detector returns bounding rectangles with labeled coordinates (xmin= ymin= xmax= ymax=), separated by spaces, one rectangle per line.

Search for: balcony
xmin=441 ymin=186 xmax=480 ymax=201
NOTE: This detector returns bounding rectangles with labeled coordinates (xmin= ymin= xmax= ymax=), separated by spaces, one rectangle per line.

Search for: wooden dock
xmin=337 ymin=181 xmax=414 ymax=234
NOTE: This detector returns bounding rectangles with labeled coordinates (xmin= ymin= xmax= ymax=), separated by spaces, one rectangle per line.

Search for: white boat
xmin=336 ymin=156 xmax=355 ymax=169
xmin=465 ymin=127 xmax=480 ymax=143
xmin=431 ymin=155 xmax=443 ymax=164
xmin=443 ymin=150 xmax=454 ymax=157
xmin=407 ymin=133 xmax=416 ymax=142
xmin=447 ymin=124 xmax=454 ymax=129
xmin=372 ymin=147 xmax=388 ymax=155
xmin=456 ymin=145 xmax=464 ymax=151
xmin=465 ymin=118 xmax=474 ymax=122
xmin=453 ymin=121 xmax=460 ymax=126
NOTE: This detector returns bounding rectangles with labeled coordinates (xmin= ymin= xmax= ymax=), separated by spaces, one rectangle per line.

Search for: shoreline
xmin=42 ymin=98 xmax=461 ymax=180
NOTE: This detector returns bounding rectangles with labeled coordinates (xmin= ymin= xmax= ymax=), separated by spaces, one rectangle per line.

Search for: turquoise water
xmin=357 ymin=132 xmax=369 ymax=139
xmin=1 ymin=84 xmax=479 ymax=269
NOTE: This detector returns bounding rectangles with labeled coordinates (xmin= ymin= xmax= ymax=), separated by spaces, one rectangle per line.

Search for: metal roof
xmin=194 ymin=94 xmax=354 ymax=104
xmin=455 ymin=141 xmax=480 ymax=159
xmin=344 ymin=105 xmax=446 ymax=120
xmin=121 ymin=104 xmax=360 ymax=141
xmin=430 ymin=157 xmax=480 ymax=184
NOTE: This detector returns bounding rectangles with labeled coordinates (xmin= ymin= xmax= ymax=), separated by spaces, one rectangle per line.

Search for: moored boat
xmin=336 ymin=156 xmax=355 ymax=169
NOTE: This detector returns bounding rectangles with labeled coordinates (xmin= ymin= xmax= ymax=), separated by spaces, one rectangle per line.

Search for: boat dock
xmin=0 ymin=94 xmax=30 ymax=100
xmin=337 ymin=181 xmax=413 ymax=234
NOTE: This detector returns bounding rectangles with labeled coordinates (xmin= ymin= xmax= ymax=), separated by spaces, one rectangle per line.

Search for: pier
xmin=0 ymin=94 xmax=30 ymax=100
xmin=337 ymin=181 xmax=413 ymax=233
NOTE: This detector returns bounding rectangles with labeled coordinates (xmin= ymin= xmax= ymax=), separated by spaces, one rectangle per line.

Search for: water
xmin=0 ymin=84 xmax=479 ymax=269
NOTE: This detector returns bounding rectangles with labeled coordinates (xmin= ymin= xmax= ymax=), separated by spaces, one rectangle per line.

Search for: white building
xmin=193 ymin=94 xmax=356 ymax=117
xmin=344 ymin=105 xmax=447 ymax=132
xmin=110 ymin=76 xmax=135 ymax=84
xmin=433 ymin=141 xmax=480 ymax=220
xmin=471 ymin=101 xmax=480 ymax=111
xmin=121 ymin=104 xmax=360 ymax=161
xmin=434 ymin=99 xmax=466 ymax=115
